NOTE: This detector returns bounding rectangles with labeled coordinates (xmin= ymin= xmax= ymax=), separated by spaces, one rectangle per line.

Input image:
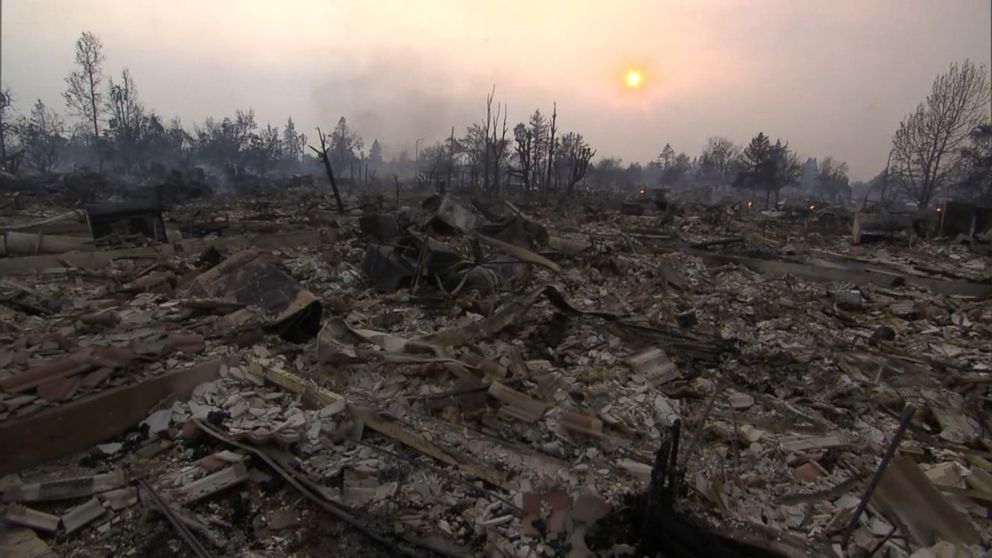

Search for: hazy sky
xmin=2 ymin=0 xmax=990 ymax=179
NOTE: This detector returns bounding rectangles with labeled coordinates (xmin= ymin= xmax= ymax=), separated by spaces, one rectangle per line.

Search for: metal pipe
xmin=139 ymin=479 xmax=212 ymax=558
xmin=840 ymin=403 xmax=916 ymax=549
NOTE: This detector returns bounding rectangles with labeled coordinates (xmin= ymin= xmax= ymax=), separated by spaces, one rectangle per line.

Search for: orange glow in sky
xmin=624 ymin=69 xmax=644 ymax=89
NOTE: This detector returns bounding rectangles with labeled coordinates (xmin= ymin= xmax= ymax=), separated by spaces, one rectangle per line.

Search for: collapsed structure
xmin=0 ymin=179 xmax=990 ymax=557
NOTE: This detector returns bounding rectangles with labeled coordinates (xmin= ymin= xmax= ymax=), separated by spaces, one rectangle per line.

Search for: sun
xmin=624 ymin=69 xmax=643 ymax=89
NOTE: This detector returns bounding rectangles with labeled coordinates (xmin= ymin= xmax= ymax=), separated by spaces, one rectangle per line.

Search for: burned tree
xmin=309 ymin=127 xmax=345 ymax=213
xmin=106 ymin=68 xmax=145 ymax=172
xmin=329 ymin=117 xmax=363 ymax=180
xmin=510 ymin=105 xmax=558 ymax=193
xmin=192 ymin=109 xmax=257 ymax=171
xmin=511 ymin=123 xmax=535 ymax=190
xmin=368 ymin=139 xmax=383 ymax=169
xmin=545 ymin=102 xmax=557 ymax=190
xmin=164 ymin=117 xmax=191 ymax=164
xmin=527 ymin=109 xmax=549 ymax=188
xmin=282 ymin=117 xmax=306 ymax=166
xmin=461 ymin=124 xmax=486 ymax=187
xmin=815 ymin=156 xmax=850 ymax=204
xmin=446 ymin=126 xmax=456 ymax=194
xmin=559 ymin=131 xmax=595 ymax=196
xmin=734 ymin=132 xmax=800 ymax=206
xmin=16 ymin=99 xmax=66 ymax=174
xmin=481 ymin=87 xmax=509 ymax=195
xmin=248 ymin=124 xmax=283 ymax=175
xmin=955 ymin=124 xmax=992 ymax=201
xmin=697 ymin=137 xmax=739 ymax=190
xmin=891 ymin=60 xmax=991 ymax=208
xmin=63 ymin=31 xmax=105 ymax=169
xmin=656 ymin=143 xmax=691 ymax=187
xmin=0 ymin=86 xmax=12 ymax=165
xmin=418 ymin=141 xmax=448 ymax=188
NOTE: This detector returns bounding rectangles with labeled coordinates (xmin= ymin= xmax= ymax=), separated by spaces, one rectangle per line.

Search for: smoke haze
xmin=2 ymin=0 xmax=990 ymax=178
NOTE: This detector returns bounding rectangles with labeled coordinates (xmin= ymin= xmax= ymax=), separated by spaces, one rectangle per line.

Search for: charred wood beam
xmin=308 ymin=127 xmax=345 ymax=214
xmin=194 ymin=420 xmax=422 ymax=557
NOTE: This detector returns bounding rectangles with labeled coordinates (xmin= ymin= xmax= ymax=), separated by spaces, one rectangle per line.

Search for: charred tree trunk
xmin=545 ymin=102 xmax=557 ymax=194
xmin=447 ymin=126 xmax=455 ymax=194
xmin=309 ymin=127 xmax=345 ymax=213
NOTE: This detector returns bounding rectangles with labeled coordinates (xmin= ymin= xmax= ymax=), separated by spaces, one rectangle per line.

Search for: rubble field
xmin=1 ymin=188 xmax=990 ymax=558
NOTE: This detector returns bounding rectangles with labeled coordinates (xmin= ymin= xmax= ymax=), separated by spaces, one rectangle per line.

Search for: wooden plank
xmin=0 ymin=360 xmax=221 ymax=475
xmin=262 ymin=368 xmax=511 ymax=490
xmin=351 ymin=407 xmax=512 ymax=490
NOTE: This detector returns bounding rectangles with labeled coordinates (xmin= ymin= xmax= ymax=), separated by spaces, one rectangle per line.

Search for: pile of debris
xmin=1 ymin=187 xmax=990 ymax=557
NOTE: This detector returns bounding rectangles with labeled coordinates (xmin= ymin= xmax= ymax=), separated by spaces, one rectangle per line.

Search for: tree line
xmin=0 ymin=32 xmax=312 ymax=177
xmin=0 ymin=31 xmax=988 ymax=208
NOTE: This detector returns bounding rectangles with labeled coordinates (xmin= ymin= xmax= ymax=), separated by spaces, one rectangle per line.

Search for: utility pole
xmin=879 ymin=148 xmax=896 ymax=207
xmin=415 ymin=138 xmax=424 ymax=165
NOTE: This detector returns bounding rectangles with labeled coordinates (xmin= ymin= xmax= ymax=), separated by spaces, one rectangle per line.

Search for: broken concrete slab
xmin=180 ymin=462 xmax=249 ymax=503
xmin=728 ymin=392 xmax=754 ymax=410
xmin=6 ymin=471 xmax=124 ymax=503
xmin=3 ymin=503 xmax=60 ymax=533
xmin=0 ymin=251 xmax=114 ymax=274
xmin=0 ymin=231 xmax=93 ymax=257
xmin=778 ymin=434 xmax=847 ymax=452
xmin=60 ymin=497 xmax=107 ymax=534
xmin=99 ymin=487 xmax=138 ymax=511
xmin=141 ymin=408 xmax=173 ymax=437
